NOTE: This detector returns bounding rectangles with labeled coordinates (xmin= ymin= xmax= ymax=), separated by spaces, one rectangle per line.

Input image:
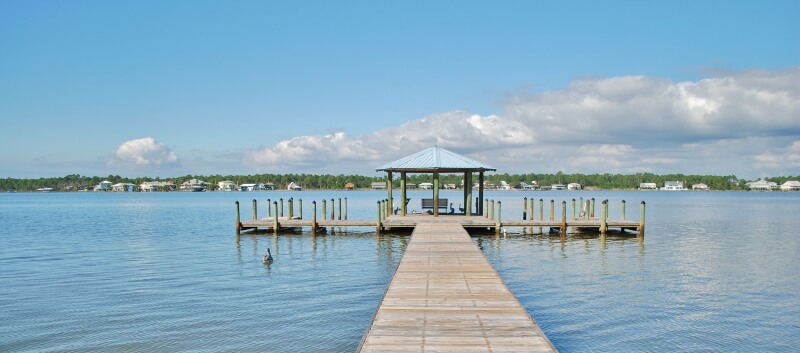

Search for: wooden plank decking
xmin=357 ymin=221 xmax=558 ymax=353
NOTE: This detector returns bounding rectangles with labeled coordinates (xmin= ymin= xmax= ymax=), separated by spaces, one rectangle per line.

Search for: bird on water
xmin=263 ymin=248 xmax=273 ymax=263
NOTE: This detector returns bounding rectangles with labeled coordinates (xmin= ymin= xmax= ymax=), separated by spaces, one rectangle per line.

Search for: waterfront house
xmin=419 ymin=182 xmax=433 ymax=190
xmin=406 ymin=183 xmax=417 ymax=190
xmin=344 ymin=182 xmax=355 ymax=190
xmin=551 ymin=184 xmax=566 ymax=190
xmin=371 ymin=181 xmax=387 ymax=190
xmin=240 ymin=183 xmax=267 ymax=191
xmin=263 ymin=183 xmax=276 ymax=190
xmin=746 ymin=179 xmax=776 ymax=191
xmin=639 ymin=182 xmax=657 ymax=190
xmin=287 ymin=182 xmax=302 ymax=191
xmin=93 ymin=180 xmax=113 ymax=192
xmin=692 ymin=183 xmax=710 ymax=191
xmin=112 ymin=183 xmax=135 ymax=192
xmin=139 ymin=181 xmax=175 ymax=192
xmin=218 ymin=180 xmax=237 ymax=191
xmin=180 ymin=179 xmax=208 ymax=192
xmin=661 ymin=181 xmax=687 ymax=191
xmin=445 ymin=183 xmax=457 ymax=190
xmin=780 ymin=181 xmax=800 ymax=191
xmin=499 ymin=181 xmax=511 ymax=190
xmin=568 ymin=183 xmax=582 ymax=190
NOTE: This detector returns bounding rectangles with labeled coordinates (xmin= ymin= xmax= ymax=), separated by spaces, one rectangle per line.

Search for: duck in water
xmin=263 ymin=248 xmax=273 ymax=263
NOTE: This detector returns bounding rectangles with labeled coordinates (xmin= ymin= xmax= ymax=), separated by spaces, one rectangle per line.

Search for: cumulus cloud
xmin=111 ymin=137 xmax=180 ymax=167
xmin=244 ymin=68 xmax=800 ymax=177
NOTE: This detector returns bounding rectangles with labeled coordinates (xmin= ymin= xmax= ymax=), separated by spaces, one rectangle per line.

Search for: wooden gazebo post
xmin=464 ymin=172 xmax=472 ymax=216
xmin=387 ymin=171 xmax=393 ymax=216
xmin=433 ymin=172 xmax=440 ymax=217
xmin=478 ymin=171 xmax=484 ymax=215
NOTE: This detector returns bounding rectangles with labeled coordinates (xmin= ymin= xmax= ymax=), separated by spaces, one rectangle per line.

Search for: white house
xmin=218 ymin=180 xmax=238 ymax=191
xmin=287 ymin=182 xmax=302 ymax=191
xmin=780 ymin=181 xmax=800 ymax=191
xmin=94 ymin=180 xmax=113 ymax=192
xmin=498 ymin=181 xmax=511 ymax=190
xmin=111 ymin=183 xmax=135 ymax=192
xmin=639 ymin=182 xmax=657 ymax=190
xmin=240 ymin=183 xmax=267 ymax=191
xmin=746 ymin=179 xmax=776 ymax=191
xmin=140 ymin=181 xmax=175 ymax=192
xmin=371 ymin=181 xmax=387 ymax=190
xmin=692 ymin=183 xmax=710 ymax=191
xmin=661 ymin=181 xmax=687 ymax=191
xmin=567 ymin=183 xmax=582 ymax=190
xmin=180 ymin=179 xmax=208 ymax=192
xmin=418 ymin=182 xmax=433 ymax=190
xmin=551 ymin=184 xmax=566 ymax=190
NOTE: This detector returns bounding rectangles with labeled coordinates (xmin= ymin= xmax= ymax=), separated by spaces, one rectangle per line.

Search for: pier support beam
xmin=495 ymin=201 xmax=502 ymax=233
xmin=572 ymin=198 xmax=576 ymax=220
xmin=299 ymin=199 xmax=303 ymax=219
xmin=322 ymin=199 xmax=327 ymax=220
xmin=267 ymin=198 xmax=271 ymax=217
xmin=601 ymin=200 xmax=608 ymax=234
xmin=273 ymin=201 xmax=279 ymax=235
xmin=344 ymin=198 xmax=348 ymax=220
xmin=621 ymin=200 xmax=626 ymax=221
xmin=561 ymin=201 xmax=567 ymax=234
xmin=590 ymin=198 xmax=595 ymax=218
xmin=523 ymin=197 xmax=528 ymax=220
xmin=490 ymin=200 xmax=494 ymax=220
xmin=529 ymin=197 xmax=534 ymax=234
xmin=235 ymin=201 xmax=241 ymax=235
xmin=400 ymin=172 xmax=407 ymax=216
xmin=465 ymin=172 xmax=472 ymax=216
xmin=280 ymin=198 xmax=284 ymax=218
xmin=433 ymin=172 xmax=440 ymax=217
xmin=387 ymin=172 xmax=393 ymax=216
xmin=639 ymin=201 xmax=646 ymax=235
xmin=478 ymin=172 xmax=484 ymax=215
xmin=338 ymin=198 xmax=342 ymax=220
xmin=330 ymin=199 xmax=335 ymax=220
xmin=252 ymin=199 xmax=257 ymax=220
xmin=376 ymin=201 xmax=382 ymax=232
xmin=311 ymin=201 xmax=317 ymax=233
xmin=288 ymin=198 xmax=293 ymax=219
xmin=539 ymin=199 xmax=543 ymax=234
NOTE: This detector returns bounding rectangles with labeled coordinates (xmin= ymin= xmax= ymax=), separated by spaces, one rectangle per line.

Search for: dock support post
xmin=376 ymin=201 xmax=382 ymax=232
xmin=322 ymin=199 xmax=327 ymax=220
xmin=465 ymin=172 xmax=472 ymax=216
xmin=584 ymin=200 xmax=590 ymax=220
xmin=639 ymin=201 xmax=646 ymax=235
xmin=337 ymin=198 xmax=342 ymax=220
xmin=252 ymin=199 xmax=257 ymax=220
xmin=433 ymin=172 xmax=440 ymax=217
xmin=562 ymin=201 xmax=567 ymax=234
xmin=387 ymin=172 xmax=393 ymax=217
xmin=490 ymin=200 xmax=494 ymax=221
xmin=299 ymin=199 xmax=303 ymax=219
xmin=267 ymin=199 xmax=271 ymax=217
xmin=478 ymin=171 xmax=484 ymax=215
xmin=523 ymin=197 xmax=528 ymax=220
xmin=601 ymin=200 xmax=608 ymax=234
xmin=539 ymin=199 xmax=543 ymax=234
xmin=484 ymin=199 xmax=488 ymax=218
xmin=572 ymin=198 xmax=576 ymax=220
xmin=235 ymin=201 xmax=241 ymax=235
xmin=330 ymin=199 xmax=334 ymax=220
xmin=579 ymin=197 xmax=583 ymax=217
xmin=280 ymin=198 xmax=284 ymax=218
xmin=529 ymin=197 xmax=534 ymax=234
xmin=344 ymin=198 xmax=348 ymax=220
xmin=496 ymin=201 xmax=502 ymax=233
xmin=273 ymin=201 xmax=279 ymax=234
xmin=590 ymin=198 xmax=595 ymax=218
xmin=400 ymin=172 xmax=407 ymax=216
xmin=311 ymin=201 xmax=317 ymax=233
xmin=550 ymin=200 xmax=554 ymax=221
xmin=288 ymin=198 xmax=293 ymax=219
xmin=621 ymin=200 xmax=626 ymax=221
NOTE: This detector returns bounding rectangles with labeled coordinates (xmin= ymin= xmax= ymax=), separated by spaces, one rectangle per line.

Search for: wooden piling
xmin=484 ymin=198 xmax=488 ymax=218
xmin=590 ymin=198 xmax=595 ymax=218
xmin=376 ymin=201 xmax=382 ymax=232
xmin=330 ymin=199 xmax=335 ymax=220
xmin=523 ymin=197 xmax=528 ymax=220
xmin=344 ymin=198 xmax=348 ymax=220
xmin=311 ymin=201 xmax=317 ymax=233
xmin=273 ymin=201 xmax=279 ymax=234
xmin=299 ymin=199 xmax=303 ymax=219
xmin=235 ymin=201 xmax=241 ymax=235
xmin=601 ymin=200 xmax=608 ymax=234
xmin=621 ymin=200 xmax=626 ymax=221
xmin=572 ymin=198 xmax=576 ymax=220
xmin=539 ymin=199 xmax=543 ymax=234
xmin=549 ymin=200 xmax=554 ymax=221
xmin=561 ymin=201 xmax=567 ymax=234
xmin=400 ymin=172 xmax=407 ymax=216
xmin=267 ymin=198 xmax=271 ymax=217
xmin=578 ymin=197 xmax=583 ymax=217
xmin=322 ymin=199 xmax=327 ymax=220
xmin=338 ymin=198 xmax=342 ymax=220
xmin=433 ymin=172 xmax=440 ymax=217
xmin=387 ymin=171 xmax=393 ymax=216
xmin=529 ymin=197 xmax=534 ymax=233
xmin=640 ymin=201 xmax=646 ymax=234
xmin=490 ymin=200 xmax=494 ymax=221
xmin=280 ymin=198 xmax=284 ymax=218
xmin=288 ymin=198 xmax=293 ymax=219
xmin=496 ymin=201 xmax=502 ymax=232
xmin=252 ymin=199 xmax=257 ymax=220
xmin=584 ymin=200 xmax=590 ymax=220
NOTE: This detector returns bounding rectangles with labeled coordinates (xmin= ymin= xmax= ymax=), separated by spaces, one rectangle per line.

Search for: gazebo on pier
xmin=376 ymin=146 xmax=496 ymax=217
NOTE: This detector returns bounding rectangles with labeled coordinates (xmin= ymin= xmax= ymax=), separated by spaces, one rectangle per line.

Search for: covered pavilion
xmin=376 ymin=146 xmax=496 ymax=217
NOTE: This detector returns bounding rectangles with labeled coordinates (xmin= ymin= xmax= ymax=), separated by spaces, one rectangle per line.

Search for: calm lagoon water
xmin=0 ymin=190 xmax=798 ymax=352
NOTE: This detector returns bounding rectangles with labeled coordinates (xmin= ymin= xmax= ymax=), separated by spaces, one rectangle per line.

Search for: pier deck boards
xmin=358 ymin=221 xmax=557 ymax=353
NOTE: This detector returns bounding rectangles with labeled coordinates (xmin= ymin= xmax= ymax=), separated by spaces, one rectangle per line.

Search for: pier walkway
xmin=357 ymin=221 xmax=558 ymax=353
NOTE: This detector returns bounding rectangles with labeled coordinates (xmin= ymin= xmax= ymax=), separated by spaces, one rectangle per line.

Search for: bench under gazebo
xmin=376 ymin=146 xmax=496 ymax=217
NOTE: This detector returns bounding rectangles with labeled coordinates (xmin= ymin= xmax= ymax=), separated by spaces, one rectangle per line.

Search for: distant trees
xmin=2 ymin=172 xmax=797 ymax=192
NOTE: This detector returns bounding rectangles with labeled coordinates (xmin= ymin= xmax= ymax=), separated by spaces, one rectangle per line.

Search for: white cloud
xmin=754 ymin=140 xmax=800 ymax=168
xmin=243 ymin=68 xmax=800 ymax=177
xmin=111 ymin=137 xmax=180 ymax=167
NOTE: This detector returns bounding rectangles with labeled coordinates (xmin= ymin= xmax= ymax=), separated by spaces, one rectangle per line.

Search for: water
xmin=1 ymin=190 xmax=798 ymax=352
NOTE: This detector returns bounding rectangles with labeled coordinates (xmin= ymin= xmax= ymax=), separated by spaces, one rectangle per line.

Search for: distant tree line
xmin=2 ymin=172 xmax=798 ymax=192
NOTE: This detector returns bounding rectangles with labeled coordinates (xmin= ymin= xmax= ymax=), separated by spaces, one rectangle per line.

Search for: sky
xmin=1 ymin=0 xmax=798 ymax=179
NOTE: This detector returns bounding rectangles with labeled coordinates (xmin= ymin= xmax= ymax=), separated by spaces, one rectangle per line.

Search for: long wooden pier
xmin=358 ymin=221 xmax=558 ymax=352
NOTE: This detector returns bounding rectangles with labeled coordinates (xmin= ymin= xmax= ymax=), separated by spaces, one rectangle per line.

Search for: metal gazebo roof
xmin=376 ymin=146 xmax=496 ymax=173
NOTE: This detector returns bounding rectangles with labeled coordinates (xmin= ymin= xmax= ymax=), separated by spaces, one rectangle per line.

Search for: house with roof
xmin=568 ymin=183 xmax=582 ymax=190
xmin=287 ymin=182 xmax=302 ymax=191
xmin=418 ymin=182 xmax=433 ymax=190
xmin=140 ymin=181 xmax=175 ymax=192
xmin=344 ymin=182 xmax=355 ymax=190
xmin=93 ymin=180 xmax=113 ymax=192
xmin=780 ymin=181 xmax=800 ymax=191
xmin=661 ymin=181 xmax=687 ymax=191
xmin=371 ymin=181 xmax=387 ymax=190
xmin=218 ymin=180 xmax=237 ymax=191
xmin=639 ymin=182 xmax=657 ymax=190
xmin=746 ymin=179 xmax=777 ymax=191
xmin=112 ymin=183 xmax=135 ymax=192
xmin=551 ymin=184 xmax=566 ymax=190
xmin=180 ymin=179 xmax=208 ymax=192
xmin=692 ymin=183 xmax=710 ymax=191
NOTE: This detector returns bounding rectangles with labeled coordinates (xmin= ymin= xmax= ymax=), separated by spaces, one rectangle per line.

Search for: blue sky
xmin=1 ymin=1 xmax=799 ymax=178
